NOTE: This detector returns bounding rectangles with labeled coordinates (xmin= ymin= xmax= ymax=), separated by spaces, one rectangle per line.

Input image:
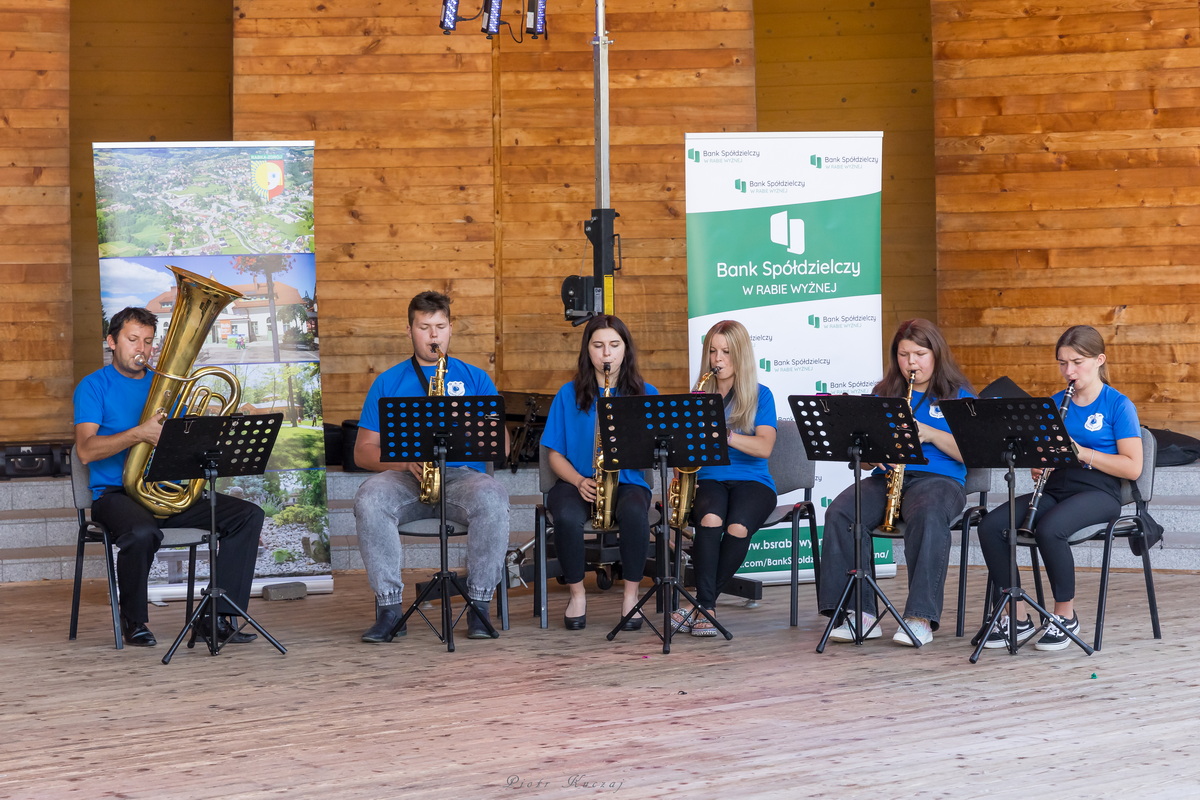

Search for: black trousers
xmin=91 ymin=489 xmax=264 ymax=623
xmin=690 ymin=479 xmax=776 ymax=608
xmin=547 ymin=480 xmax=651 ymax=585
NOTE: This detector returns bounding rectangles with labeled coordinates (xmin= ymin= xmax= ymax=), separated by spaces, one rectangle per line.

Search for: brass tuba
xmin=591 ymin=363 xmax=618 ymax=529
xmin=667 ymin=367 xmax=720 ymax=529
xmin=418 ymin=343 xmax=447 ymax=505
xmin=879 ymin=370 xmax=916 ymax=533
xmin=122 ymin=265 xmax=243 ymax=518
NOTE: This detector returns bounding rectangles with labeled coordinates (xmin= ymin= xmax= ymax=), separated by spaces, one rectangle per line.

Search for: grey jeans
xmin=354 ymin=467 xmax=510 ymax=605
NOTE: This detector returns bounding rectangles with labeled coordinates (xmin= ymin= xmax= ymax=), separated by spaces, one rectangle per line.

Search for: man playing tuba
xmin=73 ymin=307 xmax=262 ymax=648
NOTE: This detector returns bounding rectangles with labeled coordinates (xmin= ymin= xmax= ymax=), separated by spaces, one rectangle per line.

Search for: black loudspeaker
xmin=323 ymin=423 xmax=344 ymax=466
xmin=0 ymin=443 xmax=71 ymax=480
xmin=340 ymin=420 xmax=370 ymax=471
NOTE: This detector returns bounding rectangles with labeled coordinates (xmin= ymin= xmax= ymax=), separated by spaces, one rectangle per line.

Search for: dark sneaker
xmin=1035 ymin=612 xmax=1080 ymax=651
xmin=983 ymin=614 xmax=1037 ymax=649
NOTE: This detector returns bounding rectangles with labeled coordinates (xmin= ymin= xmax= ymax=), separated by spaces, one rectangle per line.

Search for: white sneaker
xmin=893 ymin=617 xmax=933 ymax=647
xmin=828 ymin=613 xmax=881 ymax=642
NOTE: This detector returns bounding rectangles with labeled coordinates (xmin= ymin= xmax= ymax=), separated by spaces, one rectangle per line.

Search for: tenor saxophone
xmin=667 ymin=366 xmax=720 ymax=529
xmin=122 ymin=265 xmax=243 ymax=518
xmin=591 ymin=363 xmax=619 ymax=530
xmin=879 ymin=370 xmax=917 ymax=534
xmin=418 ymin=343 xmax=447 ymax=505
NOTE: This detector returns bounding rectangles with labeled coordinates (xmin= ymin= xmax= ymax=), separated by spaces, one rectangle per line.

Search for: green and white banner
xmin=685 ymin=131 xmax=893 ymax=583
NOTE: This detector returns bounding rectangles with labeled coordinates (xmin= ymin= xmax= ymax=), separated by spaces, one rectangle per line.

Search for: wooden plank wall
xmin=232 ymin=0 xmax=757 ymax=424
xmin=0 ymin=0 xmax=73 ymax=442
xmin=932 ymin=0 xmax=1200 ymax=430
xmin=70 ymin=1 xmax=233 ymax=385
xmin=755 ymin=0 xmax=938 ymax=339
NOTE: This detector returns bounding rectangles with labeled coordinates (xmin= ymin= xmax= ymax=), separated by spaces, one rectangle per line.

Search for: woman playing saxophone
xmin=817 ymin=319 xmax=974 ymax=647
xmin=541 ymin=315 xmax=657 ymax=631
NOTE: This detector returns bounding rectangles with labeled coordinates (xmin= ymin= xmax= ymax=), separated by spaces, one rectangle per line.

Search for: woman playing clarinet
xmin=541 ymin=315 xmax=658 ymax=631
xmin=670 ymin=320 xmax=777 ymax=637
xmin=817 ymin=318 xmax=974 ymax=646
xmin=977 ymin=325 xmax=1142 ymax=650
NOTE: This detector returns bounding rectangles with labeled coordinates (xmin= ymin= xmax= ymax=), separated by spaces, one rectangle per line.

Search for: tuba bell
xmin=122 ymin=265 xmax=243 ymax=518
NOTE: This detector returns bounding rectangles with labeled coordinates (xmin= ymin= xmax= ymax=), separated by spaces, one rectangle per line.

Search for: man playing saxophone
xmin=817 ymin=319 xmax=974 ymax=647
xmin=353 ymin=291 xmax=510 ymax=643
xmin=73 ymin=307 xmax=262 ymax=648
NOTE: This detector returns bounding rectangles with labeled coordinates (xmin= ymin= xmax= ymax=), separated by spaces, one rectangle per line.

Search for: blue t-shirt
xmin=73 ymin=365 xmax=154 ymax=499
xmin=358 ymin=356 xmax=499 ymax=472
xmin=541 ymin=380 xmax=660 ymax=490
xmin=874 ymin=387 xmax=972 ymax=485
xmin=1055 ymin=383 xmax=1140 ymax=459
xmin=696 ymin=384 xmax=777 ymax=492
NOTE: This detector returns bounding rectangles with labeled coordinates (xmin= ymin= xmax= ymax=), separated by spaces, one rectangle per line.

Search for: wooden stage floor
xmin=1 ymin=566 xmax=1197 ymax=800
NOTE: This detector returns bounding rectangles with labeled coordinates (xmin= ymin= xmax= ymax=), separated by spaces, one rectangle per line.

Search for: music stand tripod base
xmin=937 ymin=397 xmax=1094 ymax=662
xmin=788 ymin=395 xmax=929 ymax=653
xmin=151 ymin=414 xmax=289 ymax=664
xmin=599 ymin=393 xmax=731 ymax=653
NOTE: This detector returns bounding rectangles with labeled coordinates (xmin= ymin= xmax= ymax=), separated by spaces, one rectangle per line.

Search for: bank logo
xmin=687 ymin=148 xmax=700 ymax=163
xmin=820 ymin=497 xmax=831 ymax=508
xmin=769 ymin=211 xmax=805 ymax=255
xmin=808 ymin=315 xmax=820 ymax=329
xmin=734 ymin=178 xmax=747 ymax=193
xmin=759 ymin=358 xmax=771 ymax=373
xmin=815 ymin=380 xmax=828 ymax=393
xmin=810 ymin=155 xmax=823 ymax=169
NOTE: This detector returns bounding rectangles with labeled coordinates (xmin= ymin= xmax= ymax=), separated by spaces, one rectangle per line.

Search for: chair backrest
xmin=537 ymin=443 xmax=650 ymax=496
xmin=963 ymin=467 xmax=990 ymax=498
xmin=1119 ymin=425 xmax=1158 ymax=505
xmin=768 ymin=422 xmax=814 ymax=496
xmin=68 ymin=451 xmax=93 ymax=511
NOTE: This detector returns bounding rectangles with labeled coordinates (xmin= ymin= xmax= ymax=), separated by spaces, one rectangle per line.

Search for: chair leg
xmin=789 ymin=515 xmax=799 ymax=627
xmin=1095 ymin=528 xmax=1116 ymax=651
xmin=186 ymin=545 xmax=198 ymax=621
xmin=809 ymin=517 xmax=821 ymax=613
xmin=103 ymin=532 xmax=123 ymax=650
xmin=534 ymin=506 xmax=548 ymax=629
xmin=1142 ymin=545 xmax=1161 ymax=640
xmin=70 ymin=527 xmax=87 ymax=642
xmin=498 ymin=572 xmax=510 ymax=631
xmin=956 ymin=516 xmax=970 ymax=638
xmin=1030 ymin=547 xmax=1047 ymax=619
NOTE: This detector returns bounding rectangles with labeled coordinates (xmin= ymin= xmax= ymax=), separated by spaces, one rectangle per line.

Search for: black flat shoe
xmin=563 ymin=613 xmax=586 ymax=631
xmin=621 ymin=614 xmax=644 ymax=631
xmin=198 ymin=615 xmax=258 ymax=645
xmin=362 ymin=608 xmax=407 ymax=643
xmin=121 ymin=619 xmax=157 ymax=647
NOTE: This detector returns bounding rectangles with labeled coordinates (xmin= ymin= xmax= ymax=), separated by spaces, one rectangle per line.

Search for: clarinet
xmin=1017 ymin=379 xmax=1076 ymax=536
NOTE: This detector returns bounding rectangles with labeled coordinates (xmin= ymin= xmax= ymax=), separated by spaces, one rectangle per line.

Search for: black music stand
xmin=789 ymin=395 xmax=928 ymax=652
xmin=599 ymin=393 xmax=729 ymax=653
xmin=157 ymin=414 xmax=287 ymax=664
xmin=939 ymin=398 xmax=1093 ymax=661
xmin=378 ymin=394 xmax=506 ymax=652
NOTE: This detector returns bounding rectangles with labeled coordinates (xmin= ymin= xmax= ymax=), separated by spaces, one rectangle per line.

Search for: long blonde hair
xmin=698 ymin=320 xmax=760 ymax=434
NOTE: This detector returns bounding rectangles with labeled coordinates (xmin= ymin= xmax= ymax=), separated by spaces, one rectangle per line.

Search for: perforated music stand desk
xmin=938 ymin=397 xmax=1090 ymax=661
xmin=788 ymin=394 xmax=928 ymax=651
xmin=151 ymin=413 xmax=287 ymax=663
xmin=378 ymin=394 xmax=506 ymax=652
xmin=598 ymin=393 xmax=729 ymax=653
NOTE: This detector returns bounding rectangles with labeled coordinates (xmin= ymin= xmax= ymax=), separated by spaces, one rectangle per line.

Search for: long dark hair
xmin=1056 ymin=325 xmax=1110 ymax=385
xmin=875 ymin=318 xmax=974 ymax=400
xmin=572 ymin=314 xmax=647 ymax=410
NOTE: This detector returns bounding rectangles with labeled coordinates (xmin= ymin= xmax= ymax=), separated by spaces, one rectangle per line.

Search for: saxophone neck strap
xmin=410 ymin=355 xmax=432 ymax=394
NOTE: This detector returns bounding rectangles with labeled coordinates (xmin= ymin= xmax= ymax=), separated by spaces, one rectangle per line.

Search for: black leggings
xmin=547 ymin=480 xmax=651 ymax=585
xmin=690 ymin=479 xmax=776 ymax=609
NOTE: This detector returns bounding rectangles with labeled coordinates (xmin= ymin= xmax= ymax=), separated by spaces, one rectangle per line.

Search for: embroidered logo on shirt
xmin=447 ymin=381 xmax=466 ymax=397
xmin=1085 ymin=412 xmax=1104 ymax=432
xmin=929 ymin=404 xmax=944 ymax=419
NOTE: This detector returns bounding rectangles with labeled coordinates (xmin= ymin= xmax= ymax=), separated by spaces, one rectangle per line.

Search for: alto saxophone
xmin=418 ymin=343 xmax=447 ymax=505
xmin=123 ymin=265 xmax=243 ymax=518
xmin=667 ymin=366 xmax=720 ymax=529
xmin=591 ymin=363 xmax=619 ymax=529
xmin=879 ymin=370 xmax=917 ymax=534
xmin=1017 ymin=379 xmax=1076 ymax=536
